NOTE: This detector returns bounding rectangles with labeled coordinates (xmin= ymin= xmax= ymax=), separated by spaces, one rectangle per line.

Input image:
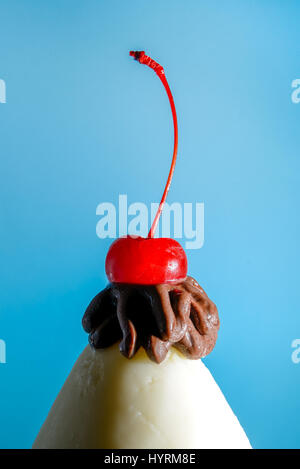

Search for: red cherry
xmin=105 ymin=236 xmax=187 ymax=285
xmin=105 ymin=52 xmax=186 ymax=285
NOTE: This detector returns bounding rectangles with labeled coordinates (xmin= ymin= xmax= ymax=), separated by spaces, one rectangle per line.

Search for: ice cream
xmin=32 ymin=50 xmax=252 ymax=449
xmin=33 ymin=344 xmax=251 ymax=449
xmin=33 ymin=277 xmax=251 ymax=449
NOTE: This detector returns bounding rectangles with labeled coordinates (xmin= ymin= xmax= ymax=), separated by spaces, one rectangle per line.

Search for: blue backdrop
xmin=0 ymin=0 xmax=299 ymax=449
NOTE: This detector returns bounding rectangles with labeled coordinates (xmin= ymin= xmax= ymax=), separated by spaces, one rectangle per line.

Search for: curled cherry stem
xmin=129 ymin=51 xmax=178 ymax=238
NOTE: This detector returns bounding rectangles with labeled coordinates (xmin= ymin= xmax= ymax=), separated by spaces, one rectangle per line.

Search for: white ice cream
xmin=33 ymin=345 xmax=251 ymax=449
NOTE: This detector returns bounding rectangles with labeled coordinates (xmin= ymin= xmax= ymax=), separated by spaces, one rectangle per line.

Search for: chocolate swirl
xmin=82 ymin=276 xmax=220 ymax=364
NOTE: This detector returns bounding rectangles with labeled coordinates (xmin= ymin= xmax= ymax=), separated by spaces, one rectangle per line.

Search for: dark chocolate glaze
xmin=82 ymin=277 xmax=220 ymax=364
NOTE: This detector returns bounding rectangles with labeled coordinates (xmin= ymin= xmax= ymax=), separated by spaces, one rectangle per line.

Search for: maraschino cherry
xmin=105 ymin=51 xmax=187 ymax=285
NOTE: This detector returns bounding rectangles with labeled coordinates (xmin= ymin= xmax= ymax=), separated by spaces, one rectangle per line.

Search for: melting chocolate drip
xmin=82 ymin=277 xmax=220 ymax=364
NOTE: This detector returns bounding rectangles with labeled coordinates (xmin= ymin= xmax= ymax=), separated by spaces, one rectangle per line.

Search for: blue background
xmin=0 ymin=0 xmax=299 ymax=449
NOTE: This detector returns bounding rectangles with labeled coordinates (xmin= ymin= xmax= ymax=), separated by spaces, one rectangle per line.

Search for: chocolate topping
xmin=82 ymin=276 xmax=220 ymax=364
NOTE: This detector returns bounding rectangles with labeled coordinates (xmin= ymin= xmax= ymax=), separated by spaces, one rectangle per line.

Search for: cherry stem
xmin=129 ymin=51 xmax=178 ymax=238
